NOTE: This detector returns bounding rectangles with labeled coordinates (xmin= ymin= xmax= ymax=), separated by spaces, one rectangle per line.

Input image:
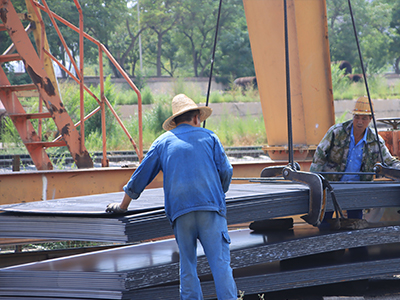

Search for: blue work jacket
xmin=123 ymin=124 xmax=233 ymax=224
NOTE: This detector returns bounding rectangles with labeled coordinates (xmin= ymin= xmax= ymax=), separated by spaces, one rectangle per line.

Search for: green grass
xmin=331 ymin=63 xmax=400 ymax=100
xmin=207 ymin=112 xmax=267 ymax=147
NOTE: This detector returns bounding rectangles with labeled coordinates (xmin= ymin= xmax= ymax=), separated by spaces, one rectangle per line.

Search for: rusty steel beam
xmin=0 ymin=167 xmax=163 ymax=205
xmin=0 ymin=0 xmax=93 ymax=169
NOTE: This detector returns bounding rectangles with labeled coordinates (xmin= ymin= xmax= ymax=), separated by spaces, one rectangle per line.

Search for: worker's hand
xmin=105 ymin=203 xmax=127 ymax=214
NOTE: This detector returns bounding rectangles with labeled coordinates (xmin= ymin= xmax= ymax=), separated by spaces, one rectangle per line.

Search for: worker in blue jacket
xmin=106 ymin=94 xmax=237 ymax=300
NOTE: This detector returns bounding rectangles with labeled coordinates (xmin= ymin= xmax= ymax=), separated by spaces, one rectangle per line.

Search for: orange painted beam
xmin=0 ymin=167 xmax=162 ymax=205
xmin=243 ymin=0 xmax=335 ymax=151
xmin=0 ymin=160 xmax=312 ymax=205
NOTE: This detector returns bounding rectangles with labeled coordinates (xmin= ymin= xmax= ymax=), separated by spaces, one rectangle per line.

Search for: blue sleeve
xmin=123 ymin=142 xmax=162 ymax=199
xmin=213 ymin=135 xmax=233 ymax=193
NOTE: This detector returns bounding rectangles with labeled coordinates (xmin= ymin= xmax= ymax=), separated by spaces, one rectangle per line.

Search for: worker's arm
xmin=105 ymin=142 xmax=161 ymax=214
xmin=213 ymin=134 xmax=233 ymax=193
xmin=105 ymin=193 xmax=132 ymax=214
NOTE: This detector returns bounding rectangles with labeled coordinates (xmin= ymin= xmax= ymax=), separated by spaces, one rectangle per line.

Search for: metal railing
xmin=29 ymin=0 xmax=143 ymax=165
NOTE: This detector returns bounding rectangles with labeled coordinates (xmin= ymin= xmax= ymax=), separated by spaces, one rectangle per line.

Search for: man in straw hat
xmin=311 ymin=96 xmax=400 ymax=226
xmin=106 ymin=94 xmax=237 ymax=299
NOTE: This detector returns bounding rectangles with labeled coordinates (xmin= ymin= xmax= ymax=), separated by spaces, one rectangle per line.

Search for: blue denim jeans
xmin=173 ymin=211 xmax=237 ymax=300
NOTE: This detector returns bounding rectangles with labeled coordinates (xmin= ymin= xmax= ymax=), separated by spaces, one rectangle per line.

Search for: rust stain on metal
xmin=43 ymin=77 xmax=56 ymax=96
xmin=29 ymin=20 xmax=36 ymax=29
xmin=61 ymin=123 xmax=70 ymax=136
xmin=0 ymin=8 xmax=7 ymax=24
xmin=26 ymin=65 xmax=43 ymax=86
xmin=58 ymin=102 xmax=65 ymax=113
xmin=26 ymin=66 xmax=56 ymax=97
xmin=74 ymin=151 xmax=94 ymax=169
xmin=49 ymin=103 xmax=59 ymax=114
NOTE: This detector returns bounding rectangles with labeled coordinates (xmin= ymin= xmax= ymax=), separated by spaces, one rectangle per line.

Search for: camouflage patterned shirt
xmin=310 ymin=120 xmax=400 ymax=181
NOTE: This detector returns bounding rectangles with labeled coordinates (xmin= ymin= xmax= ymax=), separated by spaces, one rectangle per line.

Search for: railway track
xmin=0 ymin=146 xmax=267 ymax=170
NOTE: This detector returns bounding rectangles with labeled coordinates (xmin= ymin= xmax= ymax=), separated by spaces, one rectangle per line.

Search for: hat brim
xmin=352 ymin=111 xmax=372 ymax=115
xmin=162 ymin=106 xmax=212 ymax=131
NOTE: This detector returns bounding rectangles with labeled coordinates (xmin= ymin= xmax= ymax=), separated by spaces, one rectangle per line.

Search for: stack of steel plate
xmin=1 ymin=225 xmax=400 ymax=299
xmin=1 ymin=181 xmax=400 ymax=299
xmin=1 ymin=182 xmax=400 ymax=243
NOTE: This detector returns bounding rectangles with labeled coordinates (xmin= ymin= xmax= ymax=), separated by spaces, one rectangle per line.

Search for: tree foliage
xmin=327 ymin=0 xmax=398 ymax=74
xmin=3 ymin=0 xmax=400 ymax=80
xmin=389 ymin=0 xmax=400 ymax=74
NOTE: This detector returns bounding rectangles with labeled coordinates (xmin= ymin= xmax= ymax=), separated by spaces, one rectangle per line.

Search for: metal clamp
xmin=260 ymin=162 xmax=300 ymax=178
xmin=283 ymin=167 xmax=326 ymax=226
xmin=374 ymin=163 xmax=400 ymax=181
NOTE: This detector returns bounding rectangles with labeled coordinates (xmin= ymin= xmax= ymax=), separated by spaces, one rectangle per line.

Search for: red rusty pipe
xmin=99 ymin=46 xmax=108 ymax=167
xmin=40 ymin=0 xmax=81 ymax=79
xmin=72 ymin=0 xmax=85 ymax=153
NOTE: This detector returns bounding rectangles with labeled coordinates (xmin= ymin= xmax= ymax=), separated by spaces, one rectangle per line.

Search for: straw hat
xmin=162 ymin=94 xmax=212 ymax=131
xmin=352 ymin=96 xmax=373 ymax=115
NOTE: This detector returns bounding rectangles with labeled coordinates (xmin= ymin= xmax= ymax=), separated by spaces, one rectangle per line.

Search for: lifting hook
xmin=282 ymin=167 xmax=327 ymax=227
xmin=374 ymin=163 xmax=400 ymax=181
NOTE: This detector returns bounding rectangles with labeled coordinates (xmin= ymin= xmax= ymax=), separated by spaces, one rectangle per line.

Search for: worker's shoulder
xmin=329 ymin=120 xmax=352 ymax=133
xmin=151 ymin=131 xmax=175 ymax=146
xmin=174 ymin=125 xmax=216 ymax=137
xmin=155 ymin=126 xmax=217 ymax=142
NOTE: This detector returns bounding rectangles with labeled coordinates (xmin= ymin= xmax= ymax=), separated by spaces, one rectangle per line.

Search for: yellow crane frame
xmin=243 ymin=0 xmax=335 ymax=160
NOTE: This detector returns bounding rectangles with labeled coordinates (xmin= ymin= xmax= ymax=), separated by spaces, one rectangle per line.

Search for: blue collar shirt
xmin=123 ymin=124 xmax=233 ymax=224
xmin=340 ymin=126 xmax=368 ymax=182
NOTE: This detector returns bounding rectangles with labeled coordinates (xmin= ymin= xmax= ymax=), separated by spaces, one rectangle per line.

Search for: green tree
xmin=327 ymin=0 xmax=369 ymax=72
xmin=175 ymin=0 xmax=218 ymax=77
xmin=389 ymin=0 xmax=400 ymax=74
xmin=158 ymin=31 xmax=182 ymax=76
xmin=108 ymin=11 xmax=147 ymax=78
xmin=215 ymin=3 xmax=254 ymax=81
xmin=41 ymin=0 xmax=83 ymax=78
xmin=140 ymin=0 xmax=181 ymax=77
xmin=327 ymin=0 xmax=394 ymax=73
xmin=361 ymin=0 xmax=394 ymax=73
xmin=175 ymin=0 xmax=242 ymax=77
xmin=80 ymin=0 xmax=130 ymax=77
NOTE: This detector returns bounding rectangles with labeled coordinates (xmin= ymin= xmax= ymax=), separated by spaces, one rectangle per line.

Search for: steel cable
xmin=203 ymin=0 xmax=223 ymax=128
xmin=347 ymin=0 xmax=385 ymax=165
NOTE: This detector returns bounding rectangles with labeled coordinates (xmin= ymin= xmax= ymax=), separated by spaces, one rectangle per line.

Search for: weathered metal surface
xmin=126 ymin=225 xmax=400 ymax=290
xmin=0 ymin=167 xmax=164 ymax=204
xmin=129 ymin=247 xmax=400 ymax=299
xmin=243 ymin=0 xmax=335 ymax=158
xmin=24 ymin=0 xmax=59 ymax=102
xmin=1 ymin=182 xmax=400 ymax=243
xmin=0 ymin=243 xmax=125 ymax=268
xmin=0 ymin=189 xmax=164 ymax=215
xmin=2 ymin=226 xmax=400 ymax=299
